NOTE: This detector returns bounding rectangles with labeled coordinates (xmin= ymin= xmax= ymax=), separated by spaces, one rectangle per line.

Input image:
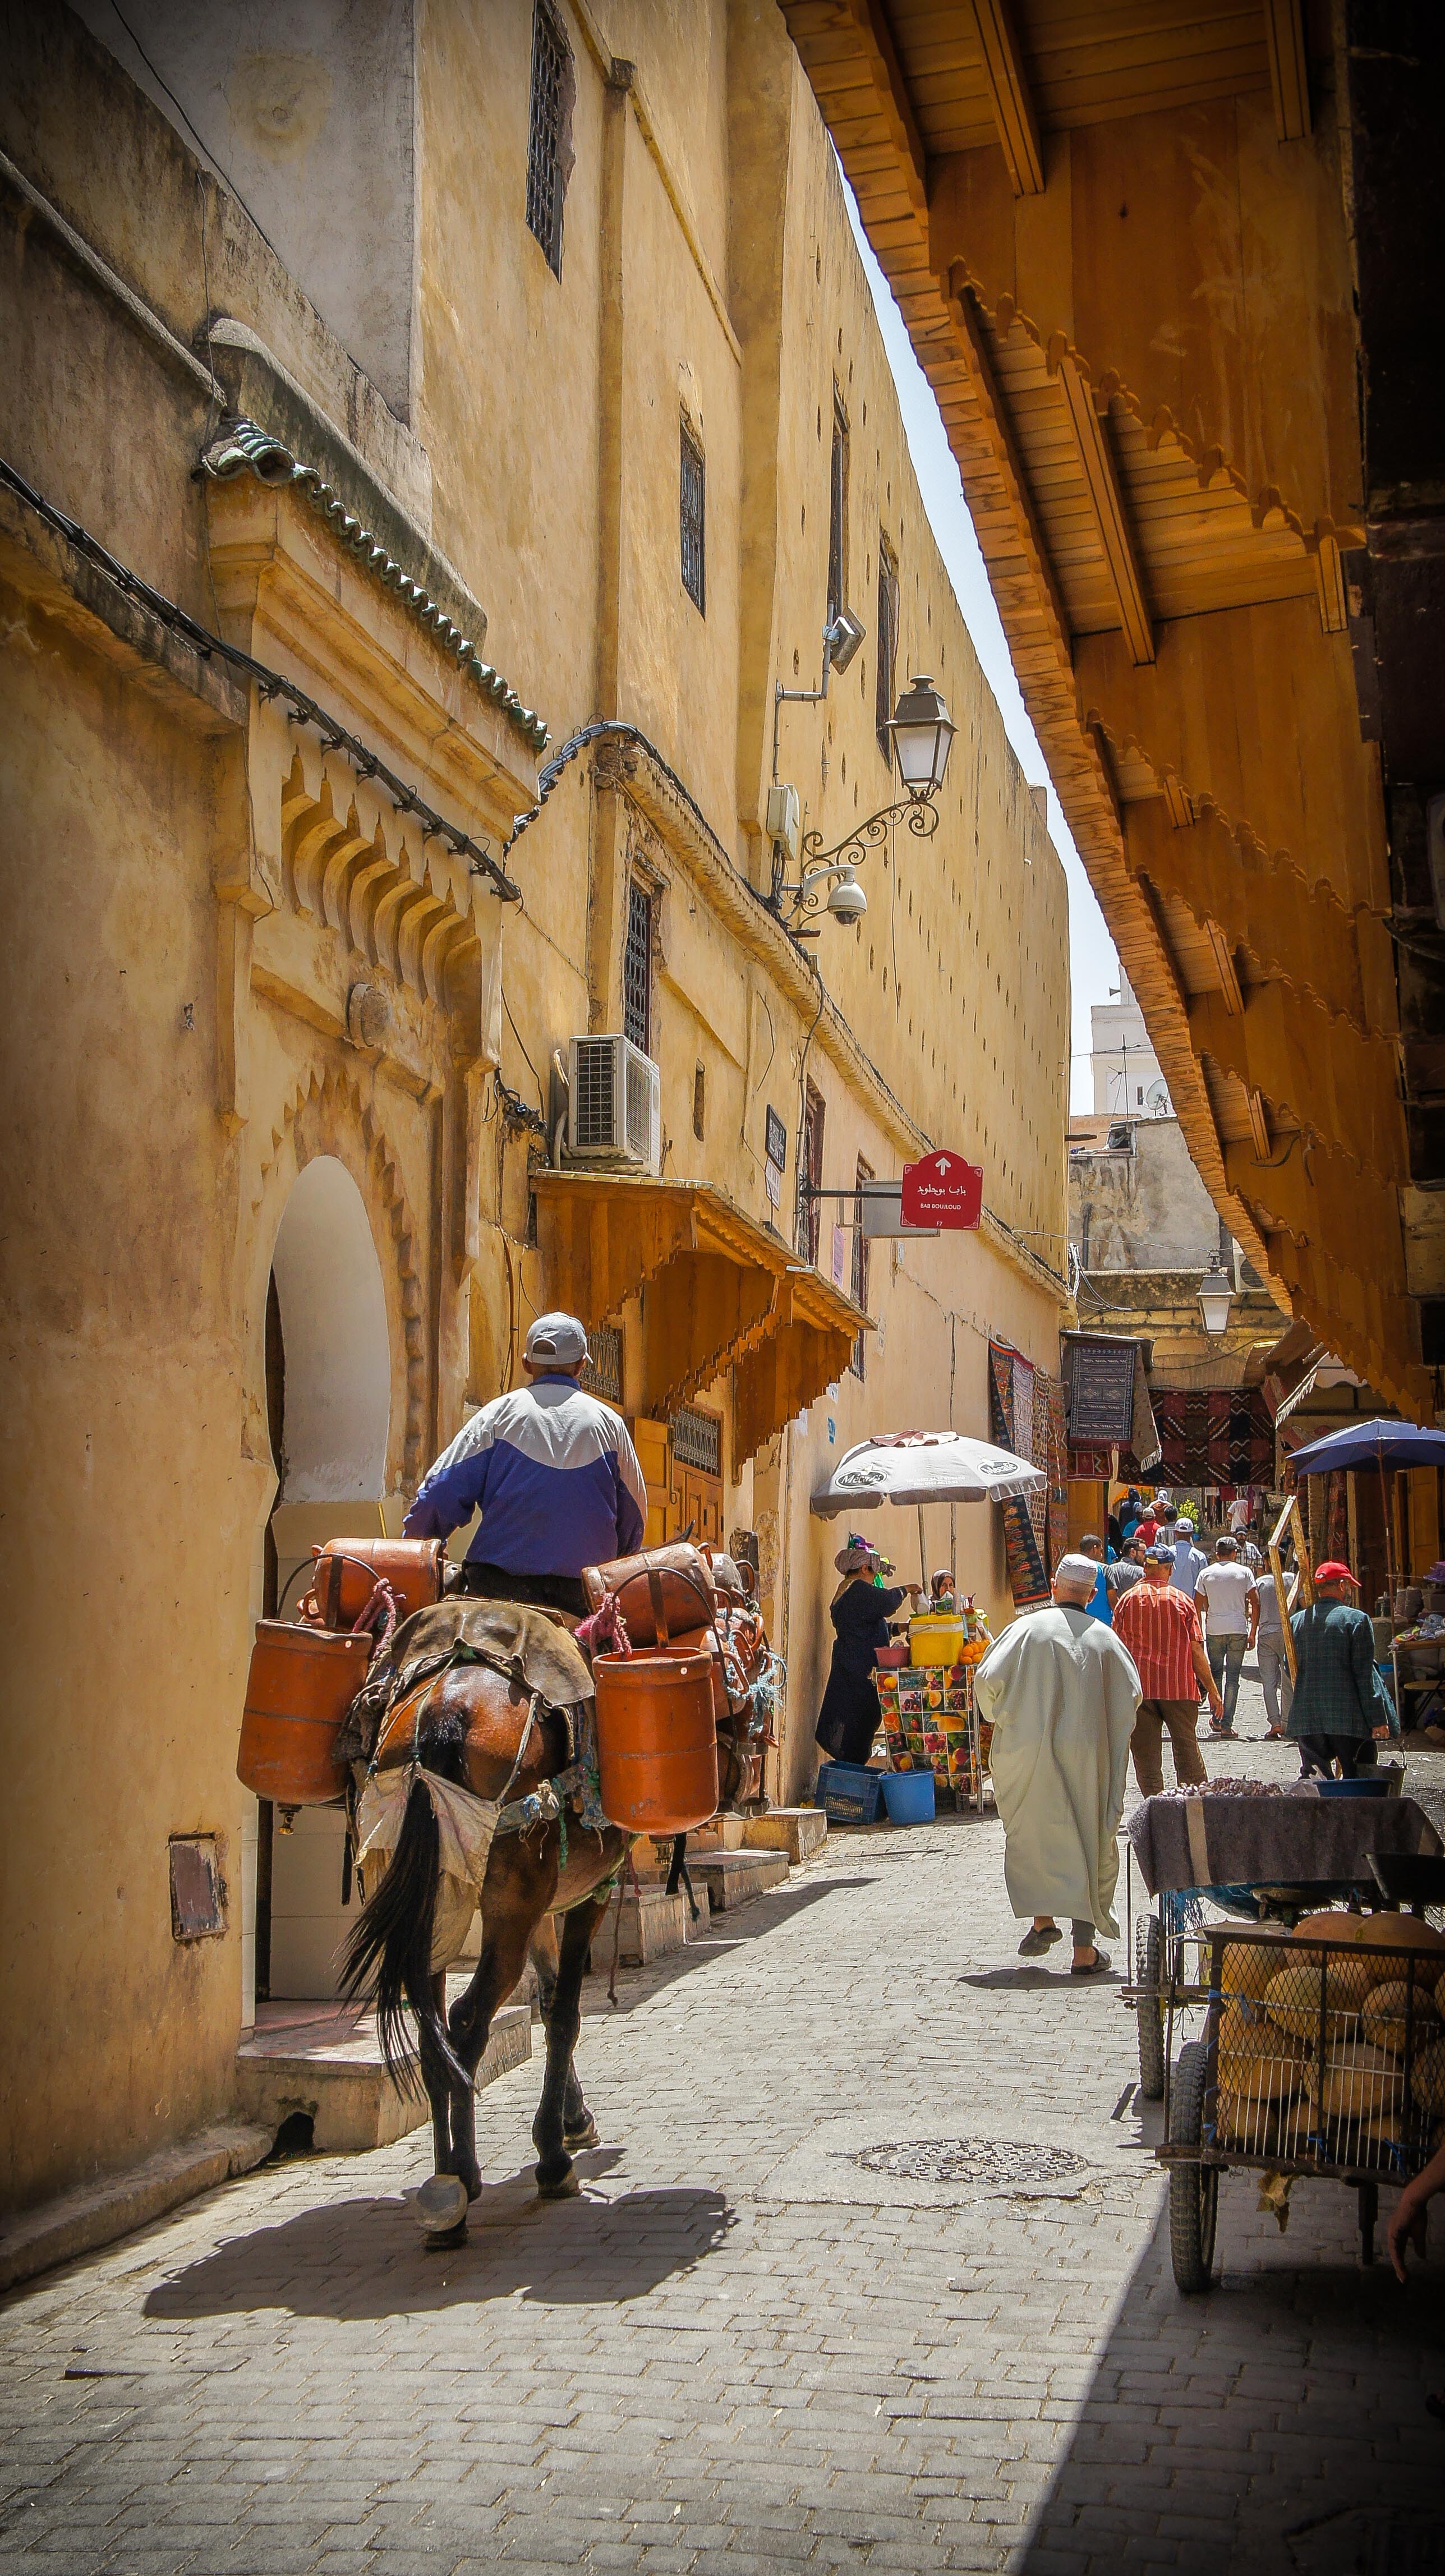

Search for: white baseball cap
xmin=524 ymin=1312 xmax=590 ymax=1368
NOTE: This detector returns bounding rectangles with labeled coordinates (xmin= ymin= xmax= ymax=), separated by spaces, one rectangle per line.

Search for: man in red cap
xmin=1286 ymin=1560 xmax=1395 ymax=1777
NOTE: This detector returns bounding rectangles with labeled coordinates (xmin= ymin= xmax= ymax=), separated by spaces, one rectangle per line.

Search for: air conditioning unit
xmin=568 ymin=1034 xmax=661 ymax=1174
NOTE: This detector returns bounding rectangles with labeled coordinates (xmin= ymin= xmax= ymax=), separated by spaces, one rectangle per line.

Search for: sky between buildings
xmin=845 ymin=187 xmax=1120 ymax=1119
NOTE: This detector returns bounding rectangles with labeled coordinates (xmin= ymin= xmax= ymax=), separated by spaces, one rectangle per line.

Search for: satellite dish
xmin=1144 ymin=1078 xmax=1171 ymax=1117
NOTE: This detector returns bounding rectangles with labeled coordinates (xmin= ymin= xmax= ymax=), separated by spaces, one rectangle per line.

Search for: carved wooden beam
xmin=947 ymin=275 xmax=1071 ymax=652
xmin=966 ymin=0 xmax=1044 ymax=196
xmin=1053 ymin=347 xmax=1154 ymax=665
xmin=1264 ymin=0 xmax=1310 ymax=142
xmin=843 ymin=0 xmax=929 ymax=218
xmin=1204 ymin=920 xmax=1245 ymax=1017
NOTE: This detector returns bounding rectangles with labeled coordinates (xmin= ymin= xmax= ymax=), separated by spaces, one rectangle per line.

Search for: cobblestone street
xmin=4 ymin=1683 xmax=1443 ymax=2576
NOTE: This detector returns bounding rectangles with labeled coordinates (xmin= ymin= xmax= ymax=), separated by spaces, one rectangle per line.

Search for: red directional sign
xmin=900 ymin=1148 xmax=983 ymax=1231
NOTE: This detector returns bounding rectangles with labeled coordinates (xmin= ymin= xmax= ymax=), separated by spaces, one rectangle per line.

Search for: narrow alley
xmin=3 ymin=1693 xmax=1439 ymax=2576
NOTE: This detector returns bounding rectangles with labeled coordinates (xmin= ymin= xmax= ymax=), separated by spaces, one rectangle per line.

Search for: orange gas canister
xmin=312 ymin=1537 xmax=445 ymax=1629
xmin=657 ymin=1625 xmax=736 ymax=1726
xmin=237 ymin=1621 xmax=373 ymax=1805
xmin=592 ymin=1650 xmax=720 ymax=1836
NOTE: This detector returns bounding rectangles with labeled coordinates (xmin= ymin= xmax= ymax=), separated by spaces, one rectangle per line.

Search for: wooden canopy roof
xmin=780 ymin=0 xmax=1428 ymax=1419
xmin=532 ymin=1172 xmax=868 ymax=1462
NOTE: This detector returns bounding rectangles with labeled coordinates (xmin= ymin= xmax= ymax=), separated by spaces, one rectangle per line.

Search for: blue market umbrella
xmin=1288 ymin=1420 xmax=1445 ymax=1475
xmin=1288 ymin=1418 xmax=1445 ymax=1616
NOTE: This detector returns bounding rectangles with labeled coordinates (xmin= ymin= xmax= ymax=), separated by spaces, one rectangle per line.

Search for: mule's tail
xmin=340 ymin=1767 xmax=469 ymax=2098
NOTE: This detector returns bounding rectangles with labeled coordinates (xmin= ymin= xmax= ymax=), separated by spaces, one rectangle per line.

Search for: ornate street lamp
xmin=770 ymin=674 xmax=956 ymax=935
xmin=886 ymin=673 xmax=956 ymax=799
xmin=1198 ymin=1258 xmax=1235 ymax=1336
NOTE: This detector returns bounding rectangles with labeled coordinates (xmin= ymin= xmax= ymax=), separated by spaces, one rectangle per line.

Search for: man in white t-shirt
xmin=1194 ymin=1534 xmax=1258 ymax=1738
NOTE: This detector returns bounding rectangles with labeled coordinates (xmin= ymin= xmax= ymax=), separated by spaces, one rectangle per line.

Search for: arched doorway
xmin=259 ymin=1156 xmax=392 ymax=2000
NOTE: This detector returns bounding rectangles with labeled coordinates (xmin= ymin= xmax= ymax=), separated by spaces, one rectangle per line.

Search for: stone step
xmin=685 ymin=1815 xmax=748 ymax=1850
xmin=234 ymin=1997 xmax=532 ymax=2155
xmin=0 ymin=2123 xmax=274 ymax=2298
xmin=590 ymin=1877 xmax=713 ymax=1969
xmin=684 ymin=1848 xmax=790 ymax=1909
xmin=741 ymin=1807 xmax=828 ymax=1864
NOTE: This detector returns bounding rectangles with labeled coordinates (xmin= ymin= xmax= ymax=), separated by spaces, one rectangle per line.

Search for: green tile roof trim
xmin=199 ymin=417 xmax=549 ymax=755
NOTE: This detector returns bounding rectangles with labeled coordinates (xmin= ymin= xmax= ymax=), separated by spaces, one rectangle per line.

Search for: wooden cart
xmin=1156 ymin=1877 xmax=1445 ymax=2291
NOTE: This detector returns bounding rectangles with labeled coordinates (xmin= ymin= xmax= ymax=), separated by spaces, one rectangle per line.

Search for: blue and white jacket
xmin=403 ymin=1374 xmax=647 ymax=1576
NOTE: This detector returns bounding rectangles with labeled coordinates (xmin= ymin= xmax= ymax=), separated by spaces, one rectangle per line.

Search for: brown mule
xmin=343 ymin=1636 xmax=629 ymax=2237
xmin=341 ymin=1594 xmax=769 ymax=2239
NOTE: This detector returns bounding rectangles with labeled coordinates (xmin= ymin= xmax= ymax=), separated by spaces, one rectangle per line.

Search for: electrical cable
xmin=499 ymin=995 xmax=546 ymax=1121
xmin=0 ymin=453 xmax=520 ymax=905
xmin=107 ymin=1 xmax=287 ymax=273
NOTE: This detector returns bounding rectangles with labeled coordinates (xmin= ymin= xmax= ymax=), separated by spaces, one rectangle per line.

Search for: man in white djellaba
xmin=973 ymin=1554 xmax=1142 ymax=1975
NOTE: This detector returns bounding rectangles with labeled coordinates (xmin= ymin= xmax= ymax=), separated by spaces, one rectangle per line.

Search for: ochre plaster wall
xmin=0 ymin=617 xmax=260 ymax=2207
xmin=0 ymin=0 xmax=1069 ymax=2209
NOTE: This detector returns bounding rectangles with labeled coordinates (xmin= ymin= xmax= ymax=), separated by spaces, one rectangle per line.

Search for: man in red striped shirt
xmin=1112 ymin=1545 xmax=1223 ymax=1794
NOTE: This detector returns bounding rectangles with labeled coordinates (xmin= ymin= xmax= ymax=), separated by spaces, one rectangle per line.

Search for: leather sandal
xmin=1018 ymin=1924 xmax=1062 ymax=1956
xmin=1070 ymin=1947 xmax=1111 ymax=1976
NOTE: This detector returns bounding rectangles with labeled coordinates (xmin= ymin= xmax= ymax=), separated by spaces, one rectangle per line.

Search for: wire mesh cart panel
xmin=1158 ymin=1919 xmax=1445 ymax=2290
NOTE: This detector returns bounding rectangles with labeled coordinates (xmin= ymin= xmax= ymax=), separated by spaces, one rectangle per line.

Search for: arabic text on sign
xmin=900 ymin=1149 xmax=983 ymax=1231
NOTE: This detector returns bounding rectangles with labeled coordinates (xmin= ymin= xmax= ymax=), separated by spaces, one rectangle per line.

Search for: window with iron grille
xmin=801 ymin=1081 xmax=825 ymax=1263
xmin=850 ymin=1155 xmax=872 ymax=1378
xmin=827 ymin=391 xmax=849 ymax=628
xmin=580 ymin=1323 xmax=623 ymax=1407
xmin=680 ymin=421 xmax=706 ymax=614
xmin=525 ymin=0 xmax=573 ymax=278
xmin=670 ymin=1406 xmax=721 ymax=1476
xmin=623 ymin=881 xmax=653 ymax=1055
xmin=876 ymin=533 xmax=899 ymax=762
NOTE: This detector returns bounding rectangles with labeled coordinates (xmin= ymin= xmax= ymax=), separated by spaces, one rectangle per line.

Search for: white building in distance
xmin=1091 ymin=973 xmax=1171 ymax=1119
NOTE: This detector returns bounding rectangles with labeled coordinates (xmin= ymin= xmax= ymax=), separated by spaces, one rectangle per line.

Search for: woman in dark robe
xmin=815 ymin=1538 xmax=920 ymax=1765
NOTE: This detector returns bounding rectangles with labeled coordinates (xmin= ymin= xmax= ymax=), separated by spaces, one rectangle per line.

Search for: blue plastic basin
xmin=882 ymin=1768 xmax=936 ymax=1824
xmin=1315 ymin=1774 xmax=1390 ymax=1798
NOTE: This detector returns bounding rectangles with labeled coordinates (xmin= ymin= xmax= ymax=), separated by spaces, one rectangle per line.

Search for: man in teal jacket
xmin=1286 ymin=1560 xmax=1395 ymax=1778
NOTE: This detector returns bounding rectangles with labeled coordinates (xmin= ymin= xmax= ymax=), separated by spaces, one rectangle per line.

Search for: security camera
xmin=826 ymin=868 xmax=867 ymax=925
xmin=823 ymin=606 xmax=866 ymax=677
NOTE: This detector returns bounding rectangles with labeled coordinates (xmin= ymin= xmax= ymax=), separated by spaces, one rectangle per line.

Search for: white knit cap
xmin=1054 ymin=1554 xmax=1100 ymax=1589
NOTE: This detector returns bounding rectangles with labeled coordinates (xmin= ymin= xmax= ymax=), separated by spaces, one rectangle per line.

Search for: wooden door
xmin=680 ymin=1467 xmax=724 ymax=1547
xmin=633 ymin=1416 xmax=674 ymax=1547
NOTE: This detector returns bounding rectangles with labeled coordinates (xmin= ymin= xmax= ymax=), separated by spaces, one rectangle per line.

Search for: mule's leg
xmin=445 ymin=1915 xmax=535 ymax=2200
xmin=414 ymin=1971 xmax=471 ymax=2241
xmin=533 ymin=1892 xmax=609 ymax=2198
xmin=528 ymin=1920 xmax=598 ymax=2150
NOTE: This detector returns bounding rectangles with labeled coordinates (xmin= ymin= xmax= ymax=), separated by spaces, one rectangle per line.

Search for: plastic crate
xmin=816 ymin=1760 xmax=886 ymax=1824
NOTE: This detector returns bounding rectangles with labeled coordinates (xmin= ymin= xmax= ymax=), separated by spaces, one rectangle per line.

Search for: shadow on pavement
xmin=581 ymin=1873 xmax=878 ymax=2016
xmin=958 ymin=1963 xmax=1122 ymax=1990
xmin=1020 ymin=2167 xmax=1445 ymax=2575
xmin=142 ymin=2179 xmax=735 ymax=2321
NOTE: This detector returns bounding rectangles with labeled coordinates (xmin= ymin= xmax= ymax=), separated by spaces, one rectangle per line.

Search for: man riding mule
xmin=402 ymin=1311 xmax=647 ymax=1617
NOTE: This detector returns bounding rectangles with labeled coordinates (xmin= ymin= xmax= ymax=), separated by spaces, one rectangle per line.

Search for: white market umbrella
xmin=811 ymin=1431 xmax=1045 ymax=1585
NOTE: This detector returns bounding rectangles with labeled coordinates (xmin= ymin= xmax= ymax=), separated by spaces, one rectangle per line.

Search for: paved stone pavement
xmin=3 ymin=1673 xmax=1443 ymax=2576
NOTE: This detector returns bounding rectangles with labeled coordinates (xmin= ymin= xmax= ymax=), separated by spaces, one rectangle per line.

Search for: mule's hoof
xmin=412 ymin=2174 xmax=470 ymax=2234
xmin=563 ymin=2117 xmax=600 ymax=2151
xmin=536 ymin=2165 xmax=581 ymax=2200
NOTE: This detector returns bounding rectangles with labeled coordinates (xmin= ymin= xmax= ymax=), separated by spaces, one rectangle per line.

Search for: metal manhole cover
xmin=850 ymin=2137 xmax=1090 ymax=2186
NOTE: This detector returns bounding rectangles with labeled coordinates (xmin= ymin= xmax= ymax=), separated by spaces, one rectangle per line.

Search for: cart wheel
xmin=1135 ymin=1912 xmax=1166 ymax=2100
xmin=1168 ymin=2039 xmax=1218 ymax=2294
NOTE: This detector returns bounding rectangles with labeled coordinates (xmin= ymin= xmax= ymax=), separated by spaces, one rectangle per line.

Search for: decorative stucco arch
xmin=246 ymin=1063 xmax=430 ymax=1494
